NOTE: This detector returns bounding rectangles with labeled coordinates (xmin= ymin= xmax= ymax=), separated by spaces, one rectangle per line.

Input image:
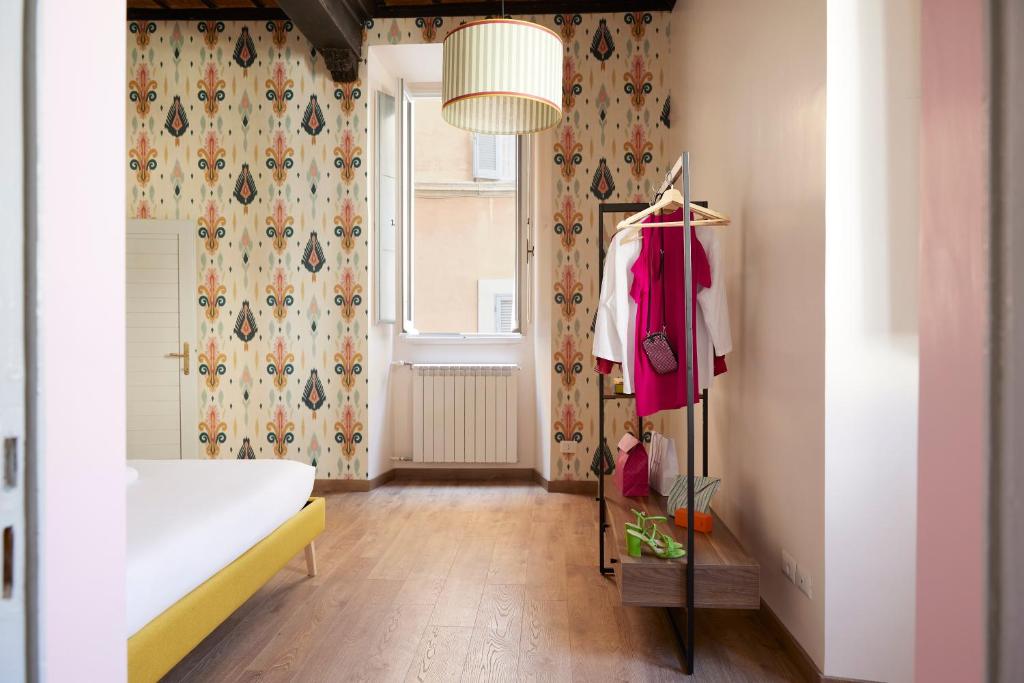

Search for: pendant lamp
xmin=441 ymin=18 xmax=563 ymax=135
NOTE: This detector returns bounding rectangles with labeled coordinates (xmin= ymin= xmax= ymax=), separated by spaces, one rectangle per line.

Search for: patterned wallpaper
xmin=127 ymin=12 xmax=670 ymax=480
xmin=540 ymin=12 xmax=671 ymax=479
xmin=127 ymin=19 xmax=367 ymax=478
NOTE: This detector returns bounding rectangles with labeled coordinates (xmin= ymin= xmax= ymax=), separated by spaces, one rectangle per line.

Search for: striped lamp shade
xmin=442 ymin=19 xmax=563 ymax=135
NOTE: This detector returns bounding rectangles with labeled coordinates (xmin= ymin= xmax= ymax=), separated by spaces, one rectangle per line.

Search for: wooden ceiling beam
xmin=126 ymin=7 xmax=287 ymax=20
xmin=371 ymin=0 xmax=675 ymax=18
xmin=128 ymin=0 xmax=675 ymax=22
xmin=276 ymin=0 xmax=372 ymax=82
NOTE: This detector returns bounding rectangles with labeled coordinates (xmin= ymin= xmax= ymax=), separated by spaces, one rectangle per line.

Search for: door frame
xmin=991 ymin=0 xmax=1024 ymax=677
xmin=0 ymin=0 xmax=26 ymax=678
xmin=127 ymin=219 xmax=199 ymax=459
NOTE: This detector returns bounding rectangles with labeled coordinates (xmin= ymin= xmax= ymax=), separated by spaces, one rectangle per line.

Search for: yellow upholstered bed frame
xmin=127 ymin=497 xmax=325 ymax=683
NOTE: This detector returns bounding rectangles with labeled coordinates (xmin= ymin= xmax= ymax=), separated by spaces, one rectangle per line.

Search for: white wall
xmin=532 ymin=127 xmax=554 ymax=480
xmin=365 ymin=51 xmax=398 ymax=480
xmin=668 ymin=0 xmax=827 ymax=668
xmin=824 ymin=1 xmax=920 ymax=681
xmin=670 ymin=0 xmax=919 ymax=678
xmin=33 ymin=0 xmax=127 ymax=679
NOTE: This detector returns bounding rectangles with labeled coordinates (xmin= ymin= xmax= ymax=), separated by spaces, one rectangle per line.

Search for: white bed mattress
xmin=126 ymin=459 xmax=315 ymax=636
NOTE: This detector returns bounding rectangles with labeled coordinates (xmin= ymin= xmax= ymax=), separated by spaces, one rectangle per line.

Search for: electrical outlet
xmin=559 ymin=441 xmax=576 ymax=454
xmin=782 ymin=550 xmax=796 ymax=583
xmin=796 ymin=567 xmax=813 ymax=599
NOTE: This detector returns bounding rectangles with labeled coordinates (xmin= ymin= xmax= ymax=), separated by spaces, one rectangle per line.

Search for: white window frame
xmin=375 ymin=89 xmax=397 ymax=324
xmin=398 ymin=81 xmax=532 ymax=340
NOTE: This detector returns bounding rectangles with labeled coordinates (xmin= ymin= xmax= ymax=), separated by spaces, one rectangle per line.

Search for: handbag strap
xmin=645 ymin=220 xmax=668 ymax=335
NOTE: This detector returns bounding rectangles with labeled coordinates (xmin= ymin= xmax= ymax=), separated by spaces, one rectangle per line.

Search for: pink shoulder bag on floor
xmin=614 ymin=433 xmax=650 ymax=497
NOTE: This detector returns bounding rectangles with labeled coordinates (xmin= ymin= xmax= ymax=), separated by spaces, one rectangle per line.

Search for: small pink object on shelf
xmin=614 ymin=433 xmax=649 ymax=497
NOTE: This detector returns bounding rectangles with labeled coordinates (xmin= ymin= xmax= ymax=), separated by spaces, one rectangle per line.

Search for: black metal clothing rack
xmin=594 ymin=153 xmax=710 ymax=675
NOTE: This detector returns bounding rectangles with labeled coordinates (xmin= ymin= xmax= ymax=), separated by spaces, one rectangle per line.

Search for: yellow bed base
xmin=127 ymin=497 xmax=326 ymax=683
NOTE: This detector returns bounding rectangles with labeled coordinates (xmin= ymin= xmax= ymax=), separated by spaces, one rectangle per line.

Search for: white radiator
xmin=411 ymin=364 xmax=519 ymax=463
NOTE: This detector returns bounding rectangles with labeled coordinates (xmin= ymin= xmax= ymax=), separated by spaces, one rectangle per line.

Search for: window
xmin=400 ymin=83 xmax=529 ymax=336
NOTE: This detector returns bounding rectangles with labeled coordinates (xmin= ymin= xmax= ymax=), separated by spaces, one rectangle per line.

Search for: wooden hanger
xmin=615 ymin=187 xmax=686 ymax=231
xmin=616 ymin=188 xmax=730 ymax=242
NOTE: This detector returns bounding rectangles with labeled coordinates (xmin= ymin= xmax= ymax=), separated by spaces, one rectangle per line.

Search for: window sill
xmin=399 ymin=333 xmax=524 ymax=345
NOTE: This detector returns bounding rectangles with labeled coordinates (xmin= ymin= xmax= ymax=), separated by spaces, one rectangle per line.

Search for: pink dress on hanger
xmin=629 ymin=208 xmax=711 ymax=417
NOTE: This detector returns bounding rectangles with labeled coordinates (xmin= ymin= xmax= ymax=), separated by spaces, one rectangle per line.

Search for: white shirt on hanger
xmin=593 ymin=230 xmax=641 ymax=393
xmin=695 ymin=226 xmax=732 ymax=390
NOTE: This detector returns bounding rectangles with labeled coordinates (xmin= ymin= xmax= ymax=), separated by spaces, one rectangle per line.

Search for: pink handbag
xmin=641 ymin=229 xmax=678 ymax=375
xmin=614 ymin=433 xmax=650 ymax=497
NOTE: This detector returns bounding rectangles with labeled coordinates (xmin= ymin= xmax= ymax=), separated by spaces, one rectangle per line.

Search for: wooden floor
xmin=167 ymin=482 xmax=808 ymax=682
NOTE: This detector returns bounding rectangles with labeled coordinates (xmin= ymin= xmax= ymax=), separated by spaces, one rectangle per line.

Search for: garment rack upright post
xmin=595 ymin=152 xmax=709 ymax=675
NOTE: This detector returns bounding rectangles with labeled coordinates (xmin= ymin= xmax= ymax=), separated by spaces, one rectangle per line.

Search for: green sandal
xmin=627 ymin=508 xmax=667 ymax=534
xmin=625 ymin=516 xmax=686 ymax=560
xmin=650 ymin=527 xmax=686 ymax=558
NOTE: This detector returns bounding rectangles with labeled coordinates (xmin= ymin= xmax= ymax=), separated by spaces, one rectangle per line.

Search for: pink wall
xmin=916 ymin=0 xmax=988 ymax=680
xmin=35 ymin=0 xmax=127 ymax=679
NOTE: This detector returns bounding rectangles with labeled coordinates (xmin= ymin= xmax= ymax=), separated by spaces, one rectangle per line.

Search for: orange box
xmin=674 ymin=509 xmax=713 ymax=533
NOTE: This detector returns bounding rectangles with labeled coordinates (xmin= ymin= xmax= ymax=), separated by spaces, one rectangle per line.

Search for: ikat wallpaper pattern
xmin=127 ymin=19 xmax=367 ymax=478
xmin=540 ymin=12 xmax=671 ymax=480
xmin=127 ymin=12 xmax=670 ymax=480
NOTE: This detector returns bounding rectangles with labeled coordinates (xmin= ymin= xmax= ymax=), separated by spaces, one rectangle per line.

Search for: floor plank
xmin=460 ymin=583 xmax=525 ymax=682
xmin=403 ymin=625 xmax=474 ymax=683
xmin=518 ymin=598 xmax=571 ymax=682
xmin=429 ymin=538 xmax=495 ymax=628
xmin=353 ymin=602 xmax=435 ymax=682
xmin=283 ymin=578 xmax=403 ymax=682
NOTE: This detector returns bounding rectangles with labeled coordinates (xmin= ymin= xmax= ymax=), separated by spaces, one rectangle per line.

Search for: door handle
xmin=166 ymin=342 xmax=190 ymax=376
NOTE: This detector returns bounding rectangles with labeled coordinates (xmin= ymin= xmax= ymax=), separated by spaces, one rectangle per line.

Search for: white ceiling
xmin=368 ymin=43 xmax=442 ymax=84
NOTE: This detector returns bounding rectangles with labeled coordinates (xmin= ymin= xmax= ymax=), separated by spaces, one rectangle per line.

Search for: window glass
xmin=408 ymin=97 xmax=518 ymax=334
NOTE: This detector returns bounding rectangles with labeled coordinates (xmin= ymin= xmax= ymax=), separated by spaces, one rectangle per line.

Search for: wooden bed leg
xmin=304 ymin=542 xmax=318 ymax=577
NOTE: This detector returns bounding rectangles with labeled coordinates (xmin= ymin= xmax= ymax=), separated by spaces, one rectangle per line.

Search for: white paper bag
xmin=648 ymin=431 xmax=679 ymax=495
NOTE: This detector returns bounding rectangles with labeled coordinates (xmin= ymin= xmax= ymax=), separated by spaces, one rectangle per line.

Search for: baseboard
xmin=312 ymin=469 xmax=395 ymax=494
xmin=760 ymin=598 xmax=820 ymax=683
xmin=391 ymin=467 xmax=534 ymax=482
xmin=531 ymin=470 xmax=598 ymax=494
xmin=314 ymin=468 xmax=597 ymax=495
xmin=759 ymin=599 xmax=881 ymax=683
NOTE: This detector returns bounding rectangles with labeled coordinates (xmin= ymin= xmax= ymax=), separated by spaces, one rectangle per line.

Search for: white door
xmin=0 ymin=1 xmax=26 ymax=677
xmin=126 ymin=220 xmax=198 ymax=459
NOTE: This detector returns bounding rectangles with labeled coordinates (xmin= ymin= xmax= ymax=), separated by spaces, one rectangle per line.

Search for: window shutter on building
xmin=473 ymin=134 xmax=500 ymax=179
xmin=473 ymin=134 xmax=517 ymax=181
xmin=494 ymin=293 xmax=515 ymax=333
